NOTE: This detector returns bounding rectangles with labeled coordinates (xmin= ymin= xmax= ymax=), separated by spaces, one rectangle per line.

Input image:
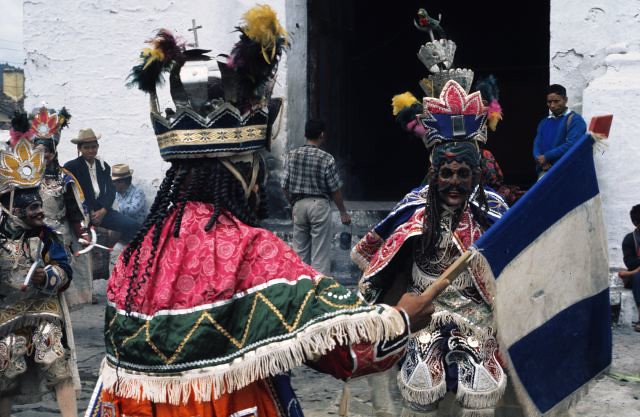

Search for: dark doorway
xmin=308 ymin=0 xmax=549 ymax=200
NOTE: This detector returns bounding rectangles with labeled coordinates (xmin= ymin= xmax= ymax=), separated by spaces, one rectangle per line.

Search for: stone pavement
xmin=12 ymin=285 xmax=640 ymax=417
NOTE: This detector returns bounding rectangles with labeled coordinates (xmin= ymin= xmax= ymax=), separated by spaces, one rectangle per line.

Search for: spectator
xmin=618 ymin=204 xmax=640 ymax=332
xmin=64 ymin=128 xmax=140 ymax=242
xmin=532 ymin=84 xmax=586 ymax=177
xmin=282 ymin=119 xmax=351 ymax=275
xmin=112 ymin=164 xmax=148 ymax=225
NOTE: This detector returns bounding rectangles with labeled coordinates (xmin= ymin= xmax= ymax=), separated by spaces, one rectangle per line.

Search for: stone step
xmin=609 ymin=273 xmax=638 ymax=326
xmin=262 ymin=201 xmax=396 ymax=285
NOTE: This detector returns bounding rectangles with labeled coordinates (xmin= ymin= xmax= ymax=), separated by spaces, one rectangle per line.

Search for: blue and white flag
xmin=472 ymin=133 xmax=611 ymax=416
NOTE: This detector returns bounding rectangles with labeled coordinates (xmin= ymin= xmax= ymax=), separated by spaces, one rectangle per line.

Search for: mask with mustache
xmin=438 ymin=182 xmax=472 ymax=195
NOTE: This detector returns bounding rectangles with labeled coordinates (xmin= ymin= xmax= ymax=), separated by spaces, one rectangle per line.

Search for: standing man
xmin=112 ymin=163 xmax=148 ymax=225
xmin=282 ymin=119 xmax=351 ymax=275
xmin=618 ymin=204 xmax=640 ymax=332
xmin=532 ymin=84 xmax=587 ymax=176
xmin=64 ymin=129 xmax=140 ymax=242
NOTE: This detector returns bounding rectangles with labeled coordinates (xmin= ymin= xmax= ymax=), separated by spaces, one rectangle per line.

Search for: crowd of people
xmin=0 ymin=4 xmax=624 ymax=417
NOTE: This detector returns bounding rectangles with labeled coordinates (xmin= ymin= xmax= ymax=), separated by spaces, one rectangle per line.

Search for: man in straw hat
xmin=112 ymin=163 xmax=147 ymax=225
xmin=63 ymin=128 xmax=140 ymax=242
xmin=85 ymin=5 xmax=443 ymax=416
xmin=0 ymin=138 xmax=80 ymax=417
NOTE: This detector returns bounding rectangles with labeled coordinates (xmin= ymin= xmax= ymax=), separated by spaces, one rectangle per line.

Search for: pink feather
xmin=486 ymin=99 xmax=503 ymax=131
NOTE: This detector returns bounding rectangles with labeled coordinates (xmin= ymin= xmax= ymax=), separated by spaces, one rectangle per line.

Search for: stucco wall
xmin=583 ymin=47 xmax=640 ymax=267
xmin=552 ymin=1 xmax=640 ymax=267
xmin=550 ymin=1 xmax=640 ymax=110
xmin=23 ymin=0 xmax=289 ymax=206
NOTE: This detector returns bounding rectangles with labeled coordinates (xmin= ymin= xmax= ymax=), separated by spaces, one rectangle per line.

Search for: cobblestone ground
xmin=12 ymin=287 xmax=640 ymax=417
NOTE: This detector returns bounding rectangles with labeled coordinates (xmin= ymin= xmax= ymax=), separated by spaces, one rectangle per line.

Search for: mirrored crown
xmin=420 ymin=68 xmax=475 ymax=98
xmin=417 ymin=39 xmax=457 ymax=73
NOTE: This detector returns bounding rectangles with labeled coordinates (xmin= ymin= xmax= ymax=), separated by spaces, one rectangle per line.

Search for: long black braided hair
xmin=122 ymin=157 xmax=268 ymax=312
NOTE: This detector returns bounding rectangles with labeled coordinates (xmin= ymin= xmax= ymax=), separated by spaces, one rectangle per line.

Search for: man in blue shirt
xmin=112 ymin=163 xmax=148 ymax=226
xmin=532 ymin=84 xmax=587 ymax=176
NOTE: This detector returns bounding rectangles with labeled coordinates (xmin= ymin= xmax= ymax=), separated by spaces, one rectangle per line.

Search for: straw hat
xmin=111 ymin=164 xmax=134 ymax=181
xmin=71 ymin=128 xmax=101 ymax=144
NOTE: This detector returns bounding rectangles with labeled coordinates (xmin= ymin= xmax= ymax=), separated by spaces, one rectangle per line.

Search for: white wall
xmin=550 ymin=0 xmax=640 ymax=111
xmin=583 ymin=47 xmax=640 ymax=267
xmin=24 ymin=0 xmax=289 ymax=204
xmin=552 ymin=0 xmax=640 ymax=267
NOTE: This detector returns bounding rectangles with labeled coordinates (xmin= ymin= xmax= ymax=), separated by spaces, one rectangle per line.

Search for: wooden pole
xmin=338 ymin=383 xmax=350 ymax=416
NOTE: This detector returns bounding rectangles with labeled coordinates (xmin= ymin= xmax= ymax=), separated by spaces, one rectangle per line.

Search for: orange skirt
xmin=99 ymin=380 xmax=281 ymax=417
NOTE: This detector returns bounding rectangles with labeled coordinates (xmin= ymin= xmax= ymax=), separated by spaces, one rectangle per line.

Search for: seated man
xmin=112 ymin=163 xmax=148 ymax=225
xmin=618 ymin=204 xmax=640 ymax=332
xmin=64 ymin=128 xmax=140 ymax=242
xmin=532 ymin=84 xmax=587 ymax=177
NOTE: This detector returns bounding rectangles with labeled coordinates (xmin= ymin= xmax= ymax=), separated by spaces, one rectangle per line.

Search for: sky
xmin=0 ymin=0 xmax=23 ymax=67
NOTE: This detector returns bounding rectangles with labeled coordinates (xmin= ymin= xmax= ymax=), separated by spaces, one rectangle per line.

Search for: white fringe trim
xmin=412 ymin=263 xmax=476 ymax=294
xmin=0 ymin=315 xmax=63 ymax=339
xmin=428 ymin=311 xmax=494 ymax=343
xmin=467 ymin=250 xmax=497 ymax=306
xmin=455 ymin=370 xmax=507 ymax=409
xmin=397 ymin=372 xmax=447 ymax=406
xmin=101 ymin=306 xmax=406 ymax=405
xmin=350 ymin=248 xmax=370 ymax=272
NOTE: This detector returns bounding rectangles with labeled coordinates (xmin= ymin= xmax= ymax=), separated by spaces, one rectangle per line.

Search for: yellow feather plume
xmin=141 ymin=47 xmax=166 ymax=70
xmin=392 ymin=92 xmax=419 ymax=116
xmin=487 ymin=112 xmax=503 ymax=132
xmin=241 ymin=4 xmax=288 ymax=63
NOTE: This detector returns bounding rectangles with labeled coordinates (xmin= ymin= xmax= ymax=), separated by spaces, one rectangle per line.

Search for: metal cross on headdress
xmin=188 ymin=19 xmax=203 ymax=48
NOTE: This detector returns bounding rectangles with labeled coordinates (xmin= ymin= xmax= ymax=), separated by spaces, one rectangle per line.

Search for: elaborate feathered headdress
xmin=8 ymin=106 xmax=71 ymax=149
xmin=128 ymin=5 xmax=286 ymax=161
xmin=390 ymin=10 xmax=500 ymax=153
xmin=419 ymin=80 xmax=487 ymax=150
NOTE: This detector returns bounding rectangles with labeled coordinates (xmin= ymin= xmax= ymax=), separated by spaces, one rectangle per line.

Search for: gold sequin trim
xmin=157 ymin=125 xmax=268 ymax=149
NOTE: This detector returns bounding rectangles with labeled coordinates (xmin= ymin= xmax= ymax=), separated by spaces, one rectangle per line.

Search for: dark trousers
xmin=100 ymin=210 xmax=141 ymax=243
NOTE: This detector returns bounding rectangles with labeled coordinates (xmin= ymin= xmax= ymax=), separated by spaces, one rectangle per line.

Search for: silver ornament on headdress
xmin=417 ymin=39 xmax=457 ymax=73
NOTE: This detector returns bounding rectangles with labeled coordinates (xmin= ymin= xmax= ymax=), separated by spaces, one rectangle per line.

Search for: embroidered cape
xmin=98 ymin=201 xmax=406 ymax=406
